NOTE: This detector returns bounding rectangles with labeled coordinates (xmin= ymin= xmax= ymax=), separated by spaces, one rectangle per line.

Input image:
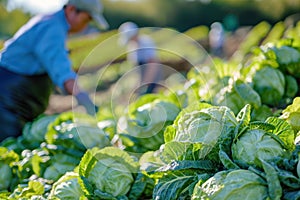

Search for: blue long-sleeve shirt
xmin=0 ymin=9 xmax=76 ymax=90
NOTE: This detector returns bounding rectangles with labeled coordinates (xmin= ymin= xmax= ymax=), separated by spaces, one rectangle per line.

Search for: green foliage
xmin=153 ymin=171 xmax=205 ymax=200
xmin=284 ymin=75 xmax=298 ymax=98
xmin=232 ymin=128 xmax=288 ymax=169
xmin=162 ymin=103 xmax=237 ymax=164
xmin=78 ymin=147 xmax=139 ymax=199
xmin=1 ymin=17 xmax=300 ymax=200
xmin=128 ymin=172 xmax=154 ymax=200
xmin=0 ymin=162 xmax=12 ymax=191
xmin=0 ymin=5 xmax=29 ymax=38
xmin=183 ymin=25 xmax=209 ymax=41
xmin=260 ymin=159 xmax=282 ymax=200
xmin=214 ymin=79 xmax=261 ymax=114
xmin=117 ymin=94 xmax=180 ymax=153
xmin=43 ymin=153 xmax=79 ymax=181
xmin=231 ymin=21 xmax=271 ymax=63
xmin=262 ymin=21 xmax=286 ymax=45
xmin=266 ymin=117 xmax=295 ymax=151
xmin=192 ymin=169 xmax=269 ymax=200
xmin=22 ymin=114 xmax=58 ymax=149
xmin=9 ymin=180 xmax=45 ymax=199
xmin=252 ymin=66 xmax=285 ymax=106
xmin=48 ymin=172 xmax=86 ymax=200
xmin=280 ymin=97 xmax=300 ymax=133
xmin=45 ymin=112 xmax=111 ymax=153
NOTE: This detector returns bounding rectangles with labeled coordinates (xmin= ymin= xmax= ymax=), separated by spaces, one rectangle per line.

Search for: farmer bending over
xmin=0 ymin=0 xmax=109 ymax=141
xmin=118 ymin=22 xmax=162 ymax=95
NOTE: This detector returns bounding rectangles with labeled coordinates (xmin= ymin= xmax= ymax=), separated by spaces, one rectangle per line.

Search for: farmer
xmin=118 ymin=22 xmax=161 ymax=95
xmin=209 ymin=22 xmax=225 ymax=57
xmin=0 ymin=0 xmax=109 ymax=141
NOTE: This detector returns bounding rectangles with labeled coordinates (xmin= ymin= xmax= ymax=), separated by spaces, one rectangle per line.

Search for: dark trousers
xmin=138 ymin=61 xmax=160 ymax=95
xmin=0 ymin=67 xmax=53 ymax=141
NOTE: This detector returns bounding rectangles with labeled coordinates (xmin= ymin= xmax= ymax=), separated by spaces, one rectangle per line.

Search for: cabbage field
xmin=0 ymin=20 xmax=300 ymax=200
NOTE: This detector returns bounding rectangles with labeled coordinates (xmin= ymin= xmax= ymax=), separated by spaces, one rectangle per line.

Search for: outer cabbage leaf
xmin=164 ymin=104 xmax=237 ymax=163
xmin=0 ymin=162 xmax=12 ymax=191
xmin=265 ymin=117 xmax=295 ymax=151
xmin=79 ymin=147 xmax=139 ymax=199
xmin=45 ymin=112 xmax=111 ymax=155
xmin=232 ymin=129 xmax=287 ymax=168
xmin=139 ymin=150 xmax=164 ymax=172
xmin=271 ymin=45 xmax=300 ymax=65
xmin=74 ymin=126 xmax=111 ymax=149
xmin=280 ymin=97 xmax=300 ymax=133
xmin=260 ymin=159 xmax=282 ymax=200
xmin=128 ymin=172 xmax=155 ymax=200
xmin=48 ymin=172 xmax=86 ymax=200
xmin=9 ymin=180 xmax=44 ymax=199
xmin=284 ymin=75 xmax=298 ymax=98
xmin=259 ymin=43 xmax=300 ymax=77
xmin=214 ymin=79 xmax=261 ymax=114
xmin=43 ymin=153 xmax=80 ymax=181
xmin=22 ymin=114 xmax=58 ymax=148
xmin=253 ymin=66 xmax=285 ymax=106
xmin=117 ymin=97 xmax=180 ymax=153
xmin=148 ymin=159 xmax=214 ymax=200
xmin=160 ymin=141 xmax=202 ymax=163
xmin=153 ymin=171 xmax=210 ymax=200
xmin=271 ymin=45 xmax=300 ymax=77
xmin=251 ymin=104 xmax=273 ymax=121
xmin=0 ymin=147 xmax=19 ymax=190
xmin=192 ymin=169 xmax=269 ymax=200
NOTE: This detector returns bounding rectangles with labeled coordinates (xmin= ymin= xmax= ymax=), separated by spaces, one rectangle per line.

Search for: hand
xmin=75 ymin=91 xmax=98 ymax=115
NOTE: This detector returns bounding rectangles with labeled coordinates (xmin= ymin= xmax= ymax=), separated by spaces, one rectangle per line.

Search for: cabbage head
xmin=74 ymin=126 xmax=111 ymax=149
xmin=173 ymin=106 xmax=237 ymax=143
xmin=46 ymin=113 xmax=111 ymax=152
xmin=271 ymin=45 xmax=300 ymax=77
xmin=253 ymin=66 xmax=285 ymax=106
xmin=162 ymin=103 xmax=237 ymax=162
xmin=272 ymin=45 xmax=300 ymax=65
xmin=22 ymin=114 xmax=58 ymax=148
xmin=48 ymin=172 xmax=86 ymax=200
xmin=259 ymin=44 xmax=300 ymax=77
xmin=43 ymin=154 xmax=80 ymax=181
xmin=192 ymin=169 xmax=268 ymax=200
xmin=232 ymin=129 xmax=286 ymax=168
xmin=284 ymin=75 xmax=298 ymax=99
xmin=118 ymin=94 xmax=180 ymax=153
xmin=213 ymin=79 xmax=261 ymax=114
xmin=79 ymin=147 xmax=139 ymax=199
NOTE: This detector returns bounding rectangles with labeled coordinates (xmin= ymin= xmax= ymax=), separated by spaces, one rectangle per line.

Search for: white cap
xmin=118 ymin=22 xmax=139 ymax=44
xmin=68 ymin=0 xmax=109 ymax=30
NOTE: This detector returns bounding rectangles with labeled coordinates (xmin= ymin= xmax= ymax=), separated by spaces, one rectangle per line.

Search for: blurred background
xmin=0 ymin=0 xmax=299 ymax=114
xmin=0 ymin=0 xmax=299 ymax=38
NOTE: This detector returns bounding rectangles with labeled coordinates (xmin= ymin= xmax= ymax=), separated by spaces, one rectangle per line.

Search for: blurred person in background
xmin=0 ymin=0 xmax=109 ymax=141
xmin=209 ymin=22 xmax=225 ymax=57
xmin=118 ymin=21 xmax=162 ymax=95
